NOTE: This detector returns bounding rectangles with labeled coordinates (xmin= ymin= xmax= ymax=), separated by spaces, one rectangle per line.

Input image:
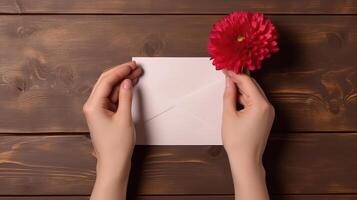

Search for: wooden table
xmin=0 ymin=1 xmax=356 ymax=199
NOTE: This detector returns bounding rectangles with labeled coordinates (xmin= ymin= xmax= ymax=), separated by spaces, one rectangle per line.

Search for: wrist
xmin=91 ymin=161 xmax=130 ymax=200
xmin=227 ymin=153 xmax=265 ymax=176
xmin=226 ymin=149 xmax=263 ymax=165
xmin=227 ymin=154 xmax=269 ymax=200
xmin=96 ymin=159 xmax=131 ymax=184
xmin=230 ymin=163 xmax=266 ymax=184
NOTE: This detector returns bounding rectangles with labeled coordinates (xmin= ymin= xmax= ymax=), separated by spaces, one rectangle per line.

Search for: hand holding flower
xmin=222 ymin=71 xmax=274 ymax=200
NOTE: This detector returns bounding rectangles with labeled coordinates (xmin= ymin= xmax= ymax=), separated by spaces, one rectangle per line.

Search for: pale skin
xmin=83 ymin=62 xmax=274 ymax=200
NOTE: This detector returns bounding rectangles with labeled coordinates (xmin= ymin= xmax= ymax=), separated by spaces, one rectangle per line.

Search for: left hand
xmin=83 ymin=61 xmax=143 ymax=175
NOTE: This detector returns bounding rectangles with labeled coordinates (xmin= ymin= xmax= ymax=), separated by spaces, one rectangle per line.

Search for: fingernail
xmin=130 ymin=61 xmax=137 ymax=70
xmin=122 ymin=79 xmax=132 ymax=89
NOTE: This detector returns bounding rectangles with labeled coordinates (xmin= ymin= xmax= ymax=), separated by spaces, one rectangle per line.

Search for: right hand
xmin=222 ymin=71 xmax=275 ymax=166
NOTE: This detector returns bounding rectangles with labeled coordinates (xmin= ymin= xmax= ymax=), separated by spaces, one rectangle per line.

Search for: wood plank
xmin=0 ymin=0 xmax=19 ymax=13
xmin=0 ymin=133 xmax=357 ymax=195
xmin=0 ymin=197 xmax=89 ymax=200
xmin=139 ymin=195 xmax=357 ymax=200
xmin=2 ymin=195 xmax=357 ymax=200
xmin=137 ymin=196 xmax=357 ymax=200
xmin=0 ymin=15 xmax=356 ymax=133
xmin=1 ymin=0 xmax=357 ymax=14
xmin=274 ymin=196 xmax=357 ymax=200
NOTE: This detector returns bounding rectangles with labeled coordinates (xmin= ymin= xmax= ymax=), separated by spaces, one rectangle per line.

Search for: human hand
xmin=83 ymin=61 xmax=142 ymax=179
xmin=222 ymin=71 xmax=274 ymax=200
xmin=222 ymin=71 xmax=275 ymax=165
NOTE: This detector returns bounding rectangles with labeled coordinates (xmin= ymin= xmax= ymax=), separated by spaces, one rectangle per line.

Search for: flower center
xmin=236 ymin=35 xmax=245 ymax=42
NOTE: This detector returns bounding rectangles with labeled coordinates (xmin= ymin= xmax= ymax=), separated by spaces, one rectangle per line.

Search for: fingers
xmin=223 ymin=76 xmax=238 ymax=115
xmin=110 ymin=66 xmax=143 ymax=102
xmin=89 ymin=62 xmax=137 ymax=104
xmin=115 ymin=79 xmax=133 ymax=123
xmin=226 ymin=71 xmax=266 ymax=104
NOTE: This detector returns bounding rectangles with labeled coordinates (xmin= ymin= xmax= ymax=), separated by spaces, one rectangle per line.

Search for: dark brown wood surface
xmin=0 ymin=134 xmax=356 ymax=195
xmin=0 ymin=198 xmax=89 ymax=200
xmin=0 ymin=0 xmax=357 ymax=14
xmin=0 ymin=15 xmax=356 ymax=133
xmin=2 ymin=196 xmax=357 ymax=200
xmin=0 ymin=0 xmax=356 ymax=199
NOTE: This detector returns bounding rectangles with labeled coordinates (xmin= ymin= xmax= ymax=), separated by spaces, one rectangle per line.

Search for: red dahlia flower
xmin=208 ymin=12 xmax=279 ymax=73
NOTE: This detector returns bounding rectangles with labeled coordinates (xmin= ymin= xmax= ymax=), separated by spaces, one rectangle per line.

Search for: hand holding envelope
xmin=84 ymin=59 xmax=274 ymax=200
xmin=132 ymin=57 xmax=225 ymax=145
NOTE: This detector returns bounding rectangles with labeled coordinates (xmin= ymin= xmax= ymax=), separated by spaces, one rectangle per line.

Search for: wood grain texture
xmin=0 ymin=197 xmax=89 ymax=200
xmin=1 ymin=0 xmax=357 ymax=14
xmin=0 ymin=15 xmax=356 ymax=133
xmin=0 ymin=133 xmax=356 ymax=195
xmin=0 ymin=0 xmax=19 ymax=13
xmin=274 ymin=196 xmax=357 ymax=200
xmin=136 ymin=196 xmax=357 ymax=200
xmin=2 ymin=195 xmax=357 ymax=200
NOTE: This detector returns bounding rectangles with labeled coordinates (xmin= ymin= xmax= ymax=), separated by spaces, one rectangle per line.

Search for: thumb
xmin=223 ymin=76 xmax=237 ymax=116
xmin=115 ymin=79 xmax=133 ymax=123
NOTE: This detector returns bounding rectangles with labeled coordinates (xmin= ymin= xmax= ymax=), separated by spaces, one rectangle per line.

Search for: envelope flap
xmin=177 ymin=78 xmax=224 ymax=130
xmin=132 ymin=57 xmax=221 ymax=122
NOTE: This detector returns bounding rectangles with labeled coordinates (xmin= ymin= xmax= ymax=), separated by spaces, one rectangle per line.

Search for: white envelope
xmin=132 ymin=57 xmax=224 ymax=145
